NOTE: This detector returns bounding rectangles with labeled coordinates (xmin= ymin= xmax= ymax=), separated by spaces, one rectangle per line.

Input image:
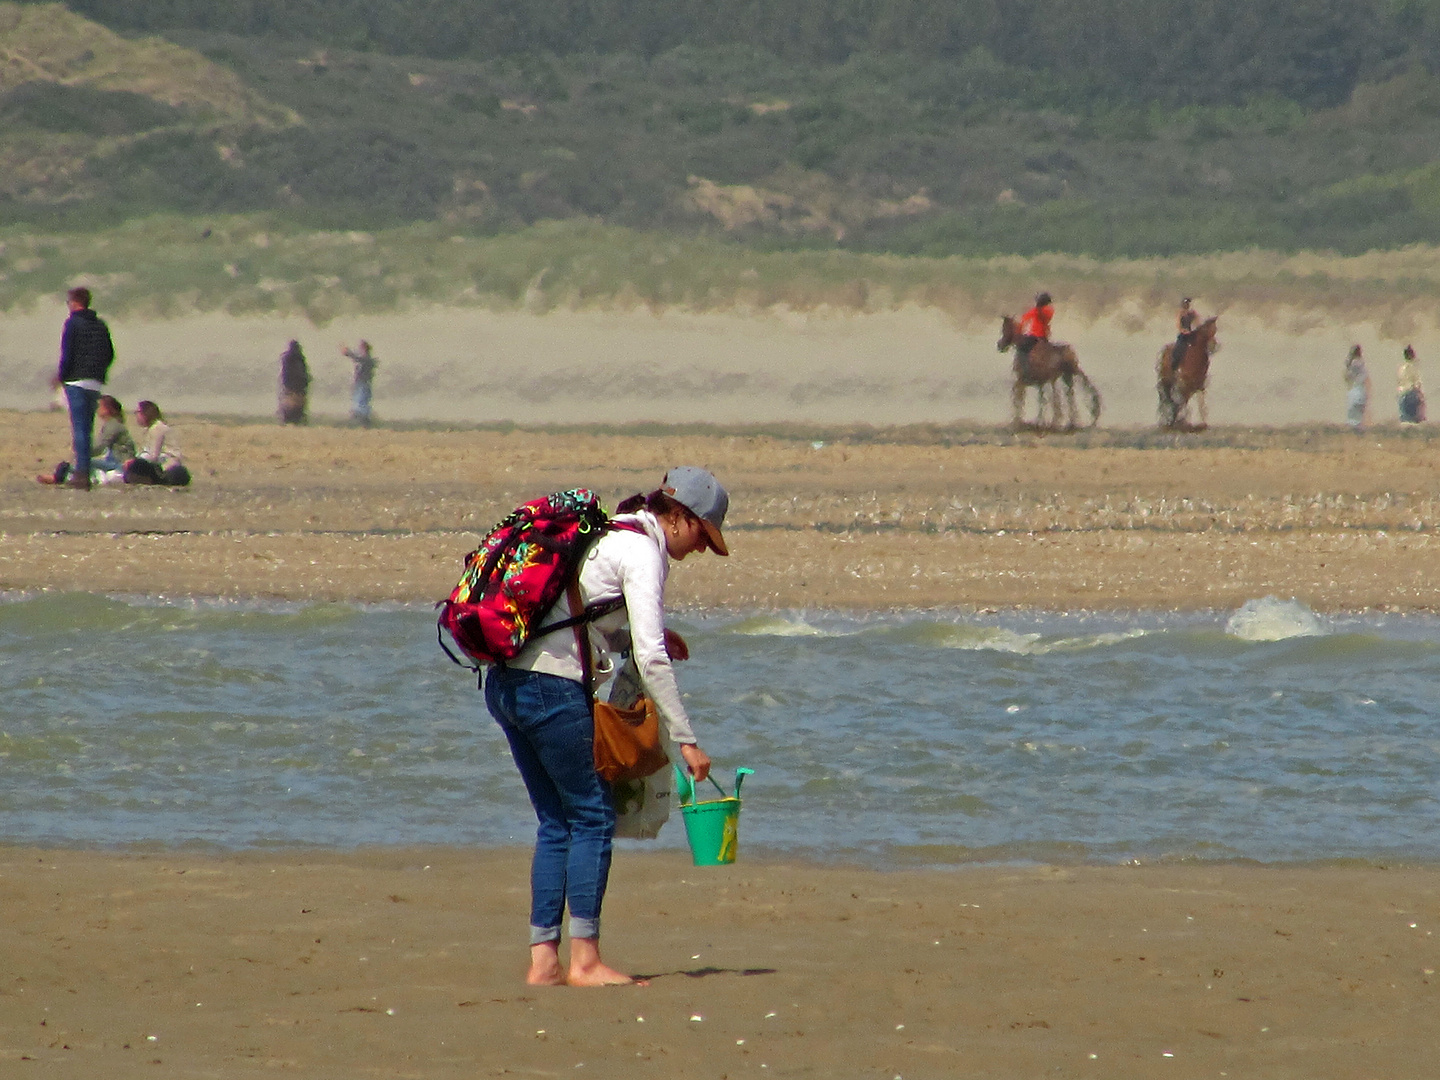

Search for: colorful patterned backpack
xmin=436 ymin=489 xmax=630 ymax=675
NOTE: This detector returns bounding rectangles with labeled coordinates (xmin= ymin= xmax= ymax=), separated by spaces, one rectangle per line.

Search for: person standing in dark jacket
xmin=51 ymin=287 xmax=115 ymax=490
xmin=278 ymin=340 xmax=311 ymax=424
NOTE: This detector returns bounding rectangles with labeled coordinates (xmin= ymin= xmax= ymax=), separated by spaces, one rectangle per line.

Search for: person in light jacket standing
xmin=486 ymin=466 xmax=729 ymax=987
xmin=50 ymin=287 xmax=115 ymax=491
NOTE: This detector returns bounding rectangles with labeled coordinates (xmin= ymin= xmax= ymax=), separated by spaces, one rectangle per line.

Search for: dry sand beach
xmin=3 ymin=408 xmax=1440 ymax=1077
xmin=2 ymin=409 xmax=1438 ymax=611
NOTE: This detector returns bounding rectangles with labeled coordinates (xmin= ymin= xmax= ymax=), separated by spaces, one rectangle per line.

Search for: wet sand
xmin=1 ymin=847 xmax=1438 ymax=1078
xmin=2 ymin=409 xmax=1438 ymax=611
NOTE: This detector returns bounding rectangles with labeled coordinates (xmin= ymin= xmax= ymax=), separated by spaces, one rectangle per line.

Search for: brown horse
xmin=1156 ymin=316 xmax=1218 ymax=429
xmin=997 ymin=315 xmax=1102 ymax=430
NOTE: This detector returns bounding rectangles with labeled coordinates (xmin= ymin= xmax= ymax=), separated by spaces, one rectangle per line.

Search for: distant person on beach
xmin=37 ymin=394 xmax=134 ymax=486
xmin=123 ymin=401 xmax=191 ymax=486
xmin=48 ymin=286 xmax=115 ymax=491
xmin=1343 ymin=345 xmax=1370 ymax=431
xmin=92 ymin=395 xmax=137 ymax=477
xmin=278 ymin=340 xmax=310 ymax=424
xmin=341 ymin=340 xmax=377 ymax=427
xmin=1172 ymin=297 xmax=1201 ymax=369
xmin=486 ymin=467 xmax=728 ymax=987
xmin=1397 ymin=345 xmax=1426 ymax=424
xmin=1015 ymin=291 xmax=1053 ymax=376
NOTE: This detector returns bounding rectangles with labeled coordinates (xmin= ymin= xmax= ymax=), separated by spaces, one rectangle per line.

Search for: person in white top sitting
xmin=123 ymin=400 xmax=191 ymax=486
xmin=486 ymin=466 xmax=728 ymax=988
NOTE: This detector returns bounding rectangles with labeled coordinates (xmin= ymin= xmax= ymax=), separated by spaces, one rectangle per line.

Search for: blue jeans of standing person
xmin=351 ymin=380 xmax=372 ymax=426
xmin=63 ymin=383 xmax=101 ymax=477
xmin=484 ymin=666 xmax=615 ymax=945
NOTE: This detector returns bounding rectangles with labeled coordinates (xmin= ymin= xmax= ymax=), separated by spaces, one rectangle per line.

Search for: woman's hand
xmin=679 ymin=743 xmax=710 ymax=783
xmin=664 ymin=629 xmax=690 ymax=661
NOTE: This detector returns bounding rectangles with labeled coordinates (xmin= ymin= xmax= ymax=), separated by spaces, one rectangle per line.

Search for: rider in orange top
xmin=1016 ymin=292 xmax=1053 ymax=373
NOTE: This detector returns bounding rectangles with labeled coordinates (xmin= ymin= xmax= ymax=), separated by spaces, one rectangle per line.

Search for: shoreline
xmin=4 ymin=587 xmax=1437 ymax=620
xmin=9 ymin=835 xmax=1440 ymax=871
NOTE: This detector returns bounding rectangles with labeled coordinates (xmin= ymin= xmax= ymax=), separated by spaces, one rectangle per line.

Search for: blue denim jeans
xmin=351 ymin=380 xmax=372 ymax=425
xmin=63 ymin=384 xmax=100 ymax=477
xmin=485 ymin=667 xmax=615 ymax=944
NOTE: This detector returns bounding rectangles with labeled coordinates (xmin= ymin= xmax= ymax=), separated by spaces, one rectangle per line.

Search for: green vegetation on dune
xmin=32 ymin=0 xmax=1396 ymax=110
xmin=7 ymin=1 xmax=1440 ymax=259
xmin=8 ymin=215 xmax=1440 ymax=327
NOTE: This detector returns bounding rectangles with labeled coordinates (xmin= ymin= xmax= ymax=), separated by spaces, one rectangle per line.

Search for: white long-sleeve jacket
xmin=508 ymin=510 xmax=697 ymax=745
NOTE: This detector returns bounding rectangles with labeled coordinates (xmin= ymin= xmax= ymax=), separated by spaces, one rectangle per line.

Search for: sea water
xmin=1 ymin=593 xmax=1437 ymax=867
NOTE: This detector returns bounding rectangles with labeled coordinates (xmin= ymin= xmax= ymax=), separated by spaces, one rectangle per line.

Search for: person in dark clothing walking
xmin=278 ymin=340 xmax=311 ymax=424
xmin=47 ymin=287 xmax=115 ymax=490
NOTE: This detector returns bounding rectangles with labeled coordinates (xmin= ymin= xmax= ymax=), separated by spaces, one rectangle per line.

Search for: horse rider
xmin=1172 ymin=297 xmax=1199 ymax=369
xmin=1016 ymin=292 xmax=1054 ymax=378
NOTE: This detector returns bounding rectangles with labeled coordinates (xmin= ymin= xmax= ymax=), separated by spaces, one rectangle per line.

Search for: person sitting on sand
xmin=91 ymin=395 xmax=138 ymax=477
xmin=123 ymin=401 xmax=191 ymax=486
xmin=37 ymin=394 xmax=135 ymax=486
xmin=1397 ymin=345 xmax=1426 ymax=423
xmin=485 ymin=466 xmax=727 ymax=987
xmin=1343 ymin=345 xmax=1370 ymax=432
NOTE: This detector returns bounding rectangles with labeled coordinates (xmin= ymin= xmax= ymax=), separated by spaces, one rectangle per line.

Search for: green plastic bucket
xmin=676 ymin=767 xmax=753 ymax=866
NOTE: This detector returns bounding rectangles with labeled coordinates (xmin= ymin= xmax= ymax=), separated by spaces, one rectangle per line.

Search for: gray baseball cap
xmin=663 ymin=466 xmax=729 ymax=556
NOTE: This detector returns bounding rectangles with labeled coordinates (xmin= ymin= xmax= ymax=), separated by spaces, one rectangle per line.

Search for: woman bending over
xmin=486 ymin=466 xmax=729 ymax=987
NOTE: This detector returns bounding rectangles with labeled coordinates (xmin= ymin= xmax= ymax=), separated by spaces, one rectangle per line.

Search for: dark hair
xmin=615 ymin=489 xmax=685 ymax=517
xmin=67 ymin=286 xmax=92 ymax=308
xmin=1035 ymin=291 xmax=1052 ymax=306
xmin=1349 ymin=344 xmax=1362 ymax=358
xmin=1181 ymin=297 xmax=1192 ymax=306
xmin=98 ymin=394 xmax=124 ymax=420
xmin=136 ymin=399 xmax=163 ymax=423
xmin=1404 ymin=345 xmax=1417 ymax=360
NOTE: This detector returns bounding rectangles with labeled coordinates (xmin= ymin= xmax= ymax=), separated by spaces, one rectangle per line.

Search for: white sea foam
xmin=941 ymin=627 xmax=1045 ymax=653
xmin=930 ymin=625 xmax=1151 ymax=654
xmin=722 ymin=614 xmax=832 ymax=637
xmin=1224 ymin=596 xmax=1327 ymax=642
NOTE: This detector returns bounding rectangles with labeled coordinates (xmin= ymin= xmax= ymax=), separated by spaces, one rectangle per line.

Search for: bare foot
xmin=526 ymin=942 xmax=566 ymax=986
xmin=566 ymin=962 xmax=644 ymax=987
xmin=526 ymin=964 xmax=567 ymax=986
xmin=566 ymin=938 xmax=646 ymax=987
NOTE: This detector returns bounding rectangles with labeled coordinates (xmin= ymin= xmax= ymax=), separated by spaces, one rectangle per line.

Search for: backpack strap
xmin=524 ymin=518 xmax=640 ymax=643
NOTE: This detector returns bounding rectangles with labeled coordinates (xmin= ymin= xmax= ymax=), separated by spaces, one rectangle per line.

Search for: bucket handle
xmin=676 ymin=766 xmax=753 ymax=806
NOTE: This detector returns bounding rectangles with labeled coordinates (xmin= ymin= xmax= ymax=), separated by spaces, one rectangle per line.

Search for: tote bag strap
xmin=566 ymin=582 xmax=596 ymax=711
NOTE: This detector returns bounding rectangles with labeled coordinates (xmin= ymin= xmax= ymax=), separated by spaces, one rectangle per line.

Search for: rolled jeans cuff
xmin=569 ymin=916 xmax=599 ymax=941
xmin=530 ymin=924 xmax=561 ymax=946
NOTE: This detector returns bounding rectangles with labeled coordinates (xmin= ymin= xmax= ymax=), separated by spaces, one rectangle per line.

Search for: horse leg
xmin=1063 ymin=374 xmax=1078 ymax=431
xmin=1012 ymin=376 xmax=1025 ymax=429
xmin=1197 ymin=389 xmax=1208 ymax=429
